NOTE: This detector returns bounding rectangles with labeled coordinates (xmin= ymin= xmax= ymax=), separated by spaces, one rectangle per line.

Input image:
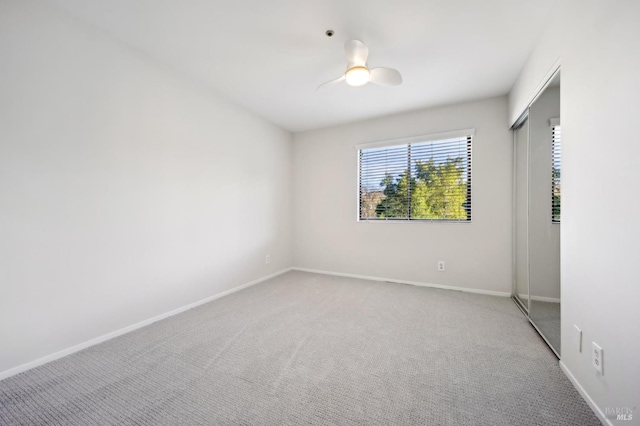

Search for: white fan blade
xmin=345 ymin=40 xmax=369 ymax=68
xmin=369 ymin=67 xmax=402 ymax=86
xmin=317 ymin=74 xmax=346 ymax=90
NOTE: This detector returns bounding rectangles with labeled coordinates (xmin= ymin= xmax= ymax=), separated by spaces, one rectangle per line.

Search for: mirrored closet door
xmin=512 ymin=71 xmax=561 ymax=357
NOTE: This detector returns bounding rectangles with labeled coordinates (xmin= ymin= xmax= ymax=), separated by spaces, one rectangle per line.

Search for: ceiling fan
xmin=317 ymin=40 xmax=402 ymax=90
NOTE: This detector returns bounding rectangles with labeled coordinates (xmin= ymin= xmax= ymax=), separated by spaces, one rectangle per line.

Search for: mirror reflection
xmin=513 ymin=72 xmax=561 ymax=356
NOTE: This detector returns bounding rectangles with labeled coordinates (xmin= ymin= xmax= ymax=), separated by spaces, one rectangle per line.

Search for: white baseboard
xmin=292 ymin=267 xmax=511 ymax=298
xmin=517 ymin=293 xmax=561 ymax=303
xmin=0 ymin=267 xmax=292 ymax=381
xmin=559 ymin=361 xmax=610 ymax=426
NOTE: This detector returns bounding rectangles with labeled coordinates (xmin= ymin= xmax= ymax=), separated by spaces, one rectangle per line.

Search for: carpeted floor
xmin=0 ymin=271 xmax=599 ymax=425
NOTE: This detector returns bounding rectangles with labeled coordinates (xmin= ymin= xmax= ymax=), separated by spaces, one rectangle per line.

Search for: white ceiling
xmin=49 ymin=0 xmax=558 ymax=132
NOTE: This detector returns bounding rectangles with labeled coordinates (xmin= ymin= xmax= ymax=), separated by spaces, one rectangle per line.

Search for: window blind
xmin=552 ymin=125 xmax=561 ymax=223
xmin=359 ymin=135 xmax=472 ymax=221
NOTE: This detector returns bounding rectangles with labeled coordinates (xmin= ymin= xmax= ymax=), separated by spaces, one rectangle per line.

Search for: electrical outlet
xmin=265 ymin=255 xmax=270 ymax=264
xmin=574 ymin=325 xmax=582 ymax=353
xmin=437 ymin=261 xmax=445 ymax=271
xmin=592 ymin=342 xmax=603 ymax=374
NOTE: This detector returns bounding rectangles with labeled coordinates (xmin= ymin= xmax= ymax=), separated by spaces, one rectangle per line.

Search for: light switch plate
xmin=574 ymin=325 xmax=582 ymax=353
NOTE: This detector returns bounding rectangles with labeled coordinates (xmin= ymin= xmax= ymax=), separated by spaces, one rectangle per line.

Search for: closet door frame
xmin=510 ymin=65 xmax=561 ymax=359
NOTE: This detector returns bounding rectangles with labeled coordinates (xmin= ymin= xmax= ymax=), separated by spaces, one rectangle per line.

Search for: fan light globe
xmin=345 ymin=66 xmax=370 ymax=86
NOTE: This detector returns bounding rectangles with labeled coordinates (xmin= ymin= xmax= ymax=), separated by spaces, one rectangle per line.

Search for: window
xmin=358 ymin=132 xmax=472 ymax=221
xmin=552 ymin=124 xmax=561 ymax=223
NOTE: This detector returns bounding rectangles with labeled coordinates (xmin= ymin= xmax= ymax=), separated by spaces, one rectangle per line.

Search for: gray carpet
xmin=0 ymin=271 xmax=599 ymax=425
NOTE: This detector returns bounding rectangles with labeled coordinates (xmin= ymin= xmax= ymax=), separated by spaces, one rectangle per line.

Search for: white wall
xmin=293 ymin=97 xmax=512 ymax=294
xmin=0 ymin=0 xmax=292 ymax=375
xmin=509 ymin=0 xmax=640 ymax=421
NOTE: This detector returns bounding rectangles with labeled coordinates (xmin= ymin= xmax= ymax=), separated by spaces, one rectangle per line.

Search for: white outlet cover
xmin=592 ymin=342 xmax=603 ymax=374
